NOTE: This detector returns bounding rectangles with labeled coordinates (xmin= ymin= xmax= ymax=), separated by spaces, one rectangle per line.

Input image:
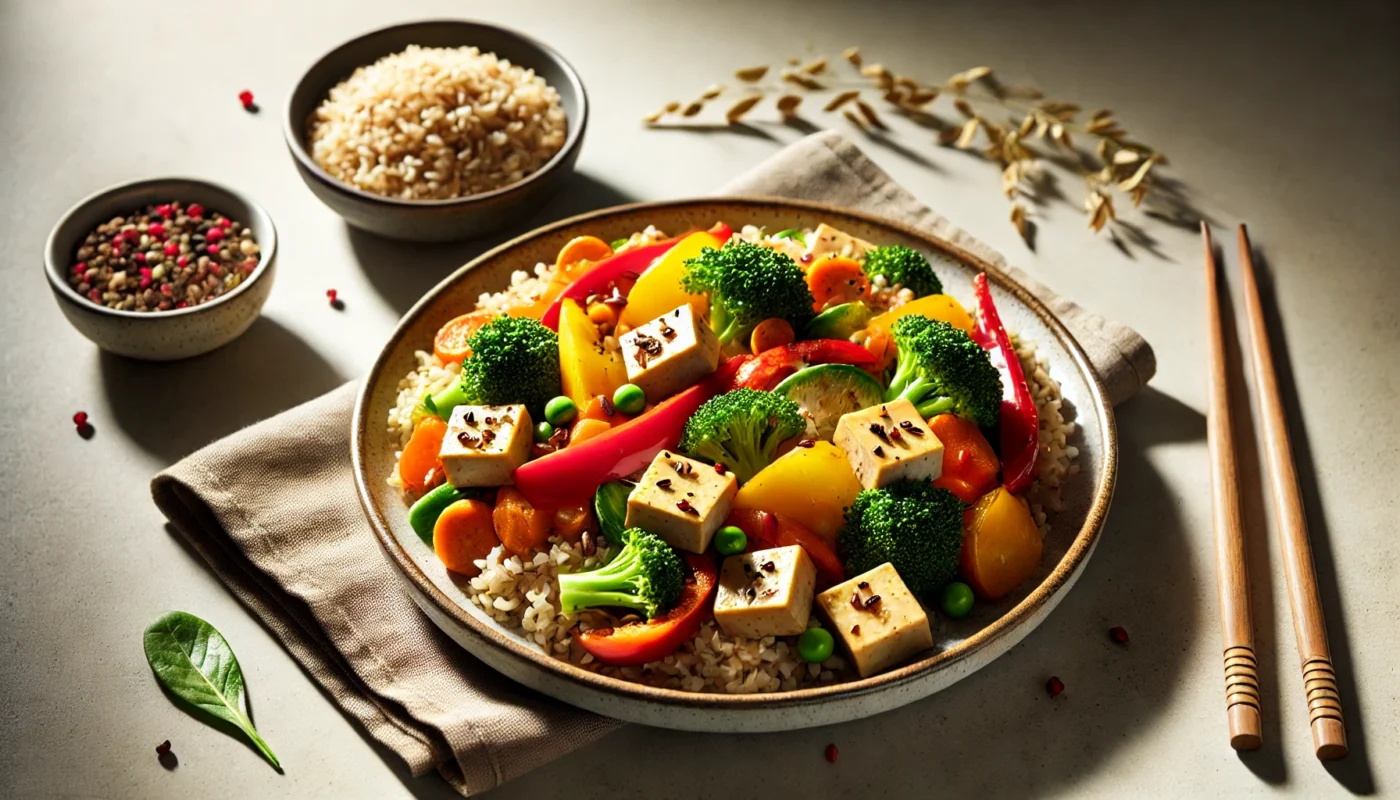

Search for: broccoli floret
xmin=681 ymin=241 xmax=815 ymax=347
xmin=863 ymin=244 xmax=943 ymax=298
xmin=558 ymin=527 xmax=685 ymax=619
xmin=680 ymin=388 xmax=806 ymax=483
xmin=884 ymin=315 xmax=1002 ymax=426
xmin=429 ymin=316 xmax=560 ymax=419
xmin=838 ymin=480 xmax=965 ymax=596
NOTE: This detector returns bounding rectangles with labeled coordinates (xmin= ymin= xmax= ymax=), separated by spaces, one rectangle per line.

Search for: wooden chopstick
xmin=1203 ymin=222 xmax=1263 ymax=751
xmin=1236 ymin=224 xmax=1349 ymax=760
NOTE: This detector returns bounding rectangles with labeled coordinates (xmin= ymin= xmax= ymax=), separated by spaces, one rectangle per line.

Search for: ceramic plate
xmin=352 ymin=198 xmax=1116 ymax=732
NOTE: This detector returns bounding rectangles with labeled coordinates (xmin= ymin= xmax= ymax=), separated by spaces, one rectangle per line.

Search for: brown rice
xmin=309 ymin=45 xmax=567 ymax=200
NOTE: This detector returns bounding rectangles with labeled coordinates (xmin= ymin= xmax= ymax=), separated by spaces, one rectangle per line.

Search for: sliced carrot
xmin=570 ymin=418 xmax=612 ymax=447
xmin=862 ymin=326 xmax=897 ymax=375
xmin=434 ymin=499 xmax=499 ymax=576
xmin=399 ymin=417 xmax=448 ymax=495
xmin=556 ymin=235 xmax=614 ymax=283
xmin=493 ymin=487 xmax=552 ymax=556
xmin=552 ymin=504 xmax=597 ymax=542
xmin=576 ymin=395 xmax=633 ymax=426
xmin=433 ymin=310 xmax=496 ymax=365
xmin=806 ymin=256 xmax=870 ymax=312
xmin=750 ymin=318 xmax=795 ymax=354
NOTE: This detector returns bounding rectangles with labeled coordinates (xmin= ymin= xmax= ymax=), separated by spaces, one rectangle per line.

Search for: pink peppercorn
xmin=135 ymin=252 xmax=147 ymax=264
xmin=1046 ymin=676 xmax=1065 ymax=698
xmin=207 ymin=245 xmax=220 ymax=256
xmin=207 ymin=227 xmax=225 ymax=242
xmin=177 ymin=256 xmax=189 ymax=267
xmin=73 ymin=261 xmax=87 ymax=275
xmin=148 ymin=222 xmax=166 ymax=237
xmin=824 ymin=744 xmax=838 ymax=763
xmin=160 ymin=283 xmax=173 ymax=296
xmin=155 ymin=740 xmax=171 ymax=756
xmin=176 ymin=301 xmax=188 ymax=309
xmin=111 ymin=244 xmax=122 ymax=257
xmin=1109 ymin=626 xmax=1129 ymax=644
xmin=156 ymin=204 xmax=173 ymax=219
xmin=188 ymin=204 xmax=204 ymax=219
xmin=238 ymin=89 xmax=255 ymax=109
xmin=73 ymin=411 xmax=88 ymax=426
xmin=139 ymin=276 xmax=152 ymax=289
xmin=88 ymin=288 xmax=101 ymax=302
xmin=164 ymin=242 xmax=179 ymax=256
xmin=218 ymin=217 xmax=233 ymax=229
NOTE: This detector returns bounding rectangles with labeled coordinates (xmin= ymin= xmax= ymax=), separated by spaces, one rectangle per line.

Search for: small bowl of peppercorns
xmin=44 ymin=177 xmax=277 ymax=360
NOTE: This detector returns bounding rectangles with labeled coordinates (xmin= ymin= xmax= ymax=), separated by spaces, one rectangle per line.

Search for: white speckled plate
xmin=352 ymin=198 xmax=1116 ymax=732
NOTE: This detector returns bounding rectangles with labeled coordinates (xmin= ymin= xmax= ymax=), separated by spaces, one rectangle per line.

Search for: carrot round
xmin=493 ymin=487 xmax=552 ymax=556
xmin=806 ymin=256 xmax=870 ymax=312
xmin=433 ymin=499 xmax=499 ymax=576
xmin=750 ymin=318 xmax=795 ymax=354
xmin=433 ymin=310 xmax=496 ymax=365
xmin=555 ymin=235 xmax=614 ymax=283
xmin=570 ymin=417 xmax=612 ymax=447
xmin=552 ymin=504 xmax=597 ymax=542
xmin=399 ymin=417 xmax=448 ymax=495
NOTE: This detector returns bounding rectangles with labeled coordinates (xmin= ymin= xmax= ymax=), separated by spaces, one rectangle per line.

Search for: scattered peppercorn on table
xmin=3 ymin=1 xmax=1397 ymax=798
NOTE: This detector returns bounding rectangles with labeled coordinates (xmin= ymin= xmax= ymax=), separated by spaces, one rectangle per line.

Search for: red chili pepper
xmin=707 ymin=221 xmax=733 ymax=242
xmin=728 ymin=339 xmax=878 ymax=391
xmin=540 ymin=239 xmax=680 ymax=330
xmin=724 ymin=508 xmax=844 ymax=590
xmin=971 ymin=273 xmax=1039 ymax=494
xmin=576 ymin=552 xmax=717 ymax=665
xmin=513 ymin=383 xmax=714 ymax=508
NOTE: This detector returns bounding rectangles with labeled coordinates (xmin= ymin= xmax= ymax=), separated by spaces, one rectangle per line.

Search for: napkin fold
xmin=152 ymin=131 xmax=1154 ymax=797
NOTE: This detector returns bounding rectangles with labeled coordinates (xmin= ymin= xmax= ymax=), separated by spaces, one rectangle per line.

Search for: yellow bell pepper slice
xmin=732 ymin=441 xmax=862 ymax=545
xmin=867 ymin=293 xmax=975 ymax=338
xmin=618 ymin=231 xmax=718 ymax=328
xmin=557 ymin=298 xmax=626 ymax=407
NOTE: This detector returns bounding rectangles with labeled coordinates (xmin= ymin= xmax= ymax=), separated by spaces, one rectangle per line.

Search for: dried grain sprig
xmin=645 ymin=48 xmax=1173 ymax=244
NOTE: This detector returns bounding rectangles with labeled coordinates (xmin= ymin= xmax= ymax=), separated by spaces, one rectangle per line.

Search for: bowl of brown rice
xmin=284 ymin=20 xmax=586 ymax=242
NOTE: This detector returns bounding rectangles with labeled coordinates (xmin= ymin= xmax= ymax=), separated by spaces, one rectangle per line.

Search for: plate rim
xmin=351 ymin=196 xmax=1118 ymax=711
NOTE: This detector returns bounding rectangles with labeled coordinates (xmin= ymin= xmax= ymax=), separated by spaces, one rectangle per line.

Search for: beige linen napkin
xmin=151 ymin=130 xmax=1154 ymax=797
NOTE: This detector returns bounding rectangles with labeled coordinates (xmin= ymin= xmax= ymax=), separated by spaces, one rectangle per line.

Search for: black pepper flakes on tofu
xmin=656 ymin=478 xmax=673 ymax=489
xmin=868 ymin=422 xmax=890 ymax=443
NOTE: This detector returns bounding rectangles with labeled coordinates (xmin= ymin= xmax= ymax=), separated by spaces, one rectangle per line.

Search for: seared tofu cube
xmin=833 ymin=398 xmax=944 ymax=490
xmin=625 ymin=450 xmax=737 ymax=553
xmin=619 ymin=304 xmax=721 ymax=399
xmin=714 ymin=545 xmax=817 ymax=637
xmin=816 ymin=562 xmax=933 ymax=678
xmin=438 ymin=404 xmax=531 ymax=487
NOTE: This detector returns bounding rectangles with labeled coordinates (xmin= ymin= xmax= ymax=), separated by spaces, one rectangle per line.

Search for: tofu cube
xmin=832 ymin=398 xmax=944 ymax=490
xmin=714 ymin=545 xmax=817 ymax=638
xmin=619 ymin=304 xmax=721 ymax=399
xmin=438 ymin=404 xmax=531 ymax=487
xmin=625 ymin=450 xmax=737 ymax=553
xmin=816 ymin=562 xmax=933 ymax=678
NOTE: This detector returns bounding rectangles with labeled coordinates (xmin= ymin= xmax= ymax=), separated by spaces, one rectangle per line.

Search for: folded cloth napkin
xmin=151 ymin=130 xmax=1154 ymax=797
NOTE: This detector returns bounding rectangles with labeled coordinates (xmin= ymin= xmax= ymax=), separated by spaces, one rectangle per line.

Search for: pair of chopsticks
xmin=1204 ymin=223 xmax=1347 ymax=759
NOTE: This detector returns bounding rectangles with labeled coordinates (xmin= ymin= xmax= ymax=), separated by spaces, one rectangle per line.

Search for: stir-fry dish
xmin=387 ymin=222 xmax=1080 ymax=692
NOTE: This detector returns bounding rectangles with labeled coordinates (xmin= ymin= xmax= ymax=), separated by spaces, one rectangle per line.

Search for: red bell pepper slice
xmin=971 ymin=273 xmax=1039 ymax=494
xmin=512 ymin=383 xmax=714 ymax=508
xmin=724 ymin=508 xmax=845 ymax=590
xmin=576 ymin=552 xmax=717 ymax=666
xmin=540 ymin=239 xmax=679 ymax=330
xmin=728 ymin=339 xmax=878 ymax=391
xmin=707 ymin=221 xmax=733 ymax=243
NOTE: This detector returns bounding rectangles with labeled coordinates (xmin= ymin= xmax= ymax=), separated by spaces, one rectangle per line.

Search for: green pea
xmin=612 ymin=383 xmax=646 ymax=415
xmin=941 ymin=581 xmax=975 ymax=619
xmin=713 ymin=525 xmax=747 ymax=556
xmin=544 ymin=396 xmax=577 ymax=427
xmin=797 ymin=627 xmax=835 ymax=663
xmin=534 ymin=421 xmax=555 ymax=443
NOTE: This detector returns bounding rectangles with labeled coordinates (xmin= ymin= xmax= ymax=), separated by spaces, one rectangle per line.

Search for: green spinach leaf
xmin=143 ymin=611 xmax=281 ymax=770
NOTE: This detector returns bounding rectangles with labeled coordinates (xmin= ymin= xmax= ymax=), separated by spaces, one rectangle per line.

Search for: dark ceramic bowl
xmin=283 ymin=20 xmax=587 ymax=243
xmin=44 ymin=177 xmax=277 ymax=361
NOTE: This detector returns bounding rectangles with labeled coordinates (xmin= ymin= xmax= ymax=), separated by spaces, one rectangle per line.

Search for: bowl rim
xmin=351 ymin=196 xmax=1118 ymax=710
xmin=43 ymin=176 xmax=278 ymax=320
xmin=282 ymin=18 xmax=589 ymax=209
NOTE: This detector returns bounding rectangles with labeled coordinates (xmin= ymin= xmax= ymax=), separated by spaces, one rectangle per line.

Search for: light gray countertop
xmin=1 ymin=0 xmax=1396 ymax=797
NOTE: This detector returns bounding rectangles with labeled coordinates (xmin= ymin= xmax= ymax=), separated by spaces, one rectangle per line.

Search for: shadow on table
xmin=99 ymin=318 xmax=346 ymax=464
xmin=1249 ymin=247 xmax=1374 ymax=795
xmin=350 ymin=171 xmax=634 ymax=315
xmin=502 ymin=389 xmax=1208 ymax=799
